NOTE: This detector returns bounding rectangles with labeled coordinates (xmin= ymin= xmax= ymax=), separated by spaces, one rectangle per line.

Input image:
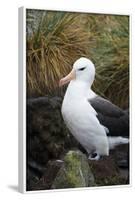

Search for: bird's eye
xmin=78 ymin=67 xmax=86 ymax=71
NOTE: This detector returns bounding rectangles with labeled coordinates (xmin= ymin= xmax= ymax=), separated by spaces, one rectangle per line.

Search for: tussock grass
xmin=86 ymin=15 xmax=129 ymax=108
xmin=26 ymin=10 xmax=129 ymax=108
xmin=26 ymin=10 xmax=90 ymax=97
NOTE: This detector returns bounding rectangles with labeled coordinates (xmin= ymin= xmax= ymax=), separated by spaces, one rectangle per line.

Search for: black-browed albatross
xmin=59 ymin=57 xmax=129 ymax=160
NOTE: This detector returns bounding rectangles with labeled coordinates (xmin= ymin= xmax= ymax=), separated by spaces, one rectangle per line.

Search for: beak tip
xmin=59 ymin=69 xmax=75 ymax=87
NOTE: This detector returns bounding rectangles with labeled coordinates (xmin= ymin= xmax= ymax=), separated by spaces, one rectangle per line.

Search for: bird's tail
xmin=108 ymin=136 xmax=129 ymax=149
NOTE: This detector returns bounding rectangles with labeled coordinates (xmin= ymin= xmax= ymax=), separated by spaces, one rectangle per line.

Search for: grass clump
xmin=86 ymin=15 xmax=129 ymax=108
xmin=26 ymin=9 xmax=90 ymax=97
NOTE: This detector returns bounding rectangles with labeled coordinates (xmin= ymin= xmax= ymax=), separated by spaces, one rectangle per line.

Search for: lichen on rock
xmin=51 ymin=150 xmax=95 ymax=189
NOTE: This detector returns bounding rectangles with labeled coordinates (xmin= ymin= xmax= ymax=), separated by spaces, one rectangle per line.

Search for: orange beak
xmin=59 ymin=69 xmax=76 ymax=87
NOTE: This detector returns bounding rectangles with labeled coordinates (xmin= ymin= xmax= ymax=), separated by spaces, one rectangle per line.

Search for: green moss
xmin=51 ymin=150 xmax=95 ymax=189
xmin=95 ymin=175 xmax=127 ymax=186
xmin=64 ymin=151 xmax=86 ymax=187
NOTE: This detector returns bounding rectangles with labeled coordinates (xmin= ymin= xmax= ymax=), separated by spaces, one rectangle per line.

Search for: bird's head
xmin=59 ymin=57 xmax=95 ymax=87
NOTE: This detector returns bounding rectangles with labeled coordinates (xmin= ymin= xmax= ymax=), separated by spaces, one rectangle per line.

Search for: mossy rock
xmin=89 ymin=147 xmax=129 ymax=186
xmin=51 ymin=150 xmax=95 ymax=189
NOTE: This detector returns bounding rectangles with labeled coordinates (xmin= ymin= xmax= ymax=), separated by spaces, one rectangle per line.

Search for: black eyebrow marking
xmin=79 ymin=67 xmax=86 ymax=71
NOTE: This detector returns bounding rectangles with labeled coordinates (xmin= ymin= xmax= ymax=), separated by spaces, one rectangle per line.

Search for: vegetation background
xmin=26 ymin=9 xmax=129 ymax=109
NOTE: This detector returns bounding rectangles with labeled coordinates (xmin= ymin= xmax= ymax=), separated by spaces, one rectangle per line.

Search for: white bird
xmin=59 ymin=57 xmax=129 ymax=160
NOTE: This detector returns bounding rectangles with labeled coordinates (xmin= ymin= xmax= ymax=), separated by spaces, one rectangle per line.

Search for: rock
xmin=27 ymin=97 xmax=79 ymax=164
xmin=88 ymin=144 xmax=129 ymax=186
xmin=42 ymin=160 xmax=64 ymax=189
xmin=89 ymin=156 xmax=120 ymax=186
xmin=27 ymin=160 xmax=64 ymax=191
xmin=26 ymin=166 xmax=41 ymax=191
xmin=51 ymin=150 xmax=95 ymax=189
xmin=110 ymin=144 xmax=129 ymax=169
xmin=110 ymin=144 xmax=129 ymax=184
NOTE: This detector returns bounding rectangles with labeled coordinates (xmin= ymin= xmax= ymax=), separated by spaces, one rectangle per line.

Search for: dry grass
xmin=26 ymin=10 xmax=90 ymax=97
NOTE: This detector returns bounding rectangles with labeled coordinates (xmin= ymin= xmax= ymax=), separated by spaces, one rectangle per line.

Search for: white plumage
xmin=59 ymin=57 xmax=128 ymax=160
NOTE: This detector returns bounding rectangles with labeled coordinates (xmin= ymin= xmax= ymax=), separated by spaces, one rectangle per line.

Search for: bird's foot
xmin=88 ymin=152 xmax=100 ymax=160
